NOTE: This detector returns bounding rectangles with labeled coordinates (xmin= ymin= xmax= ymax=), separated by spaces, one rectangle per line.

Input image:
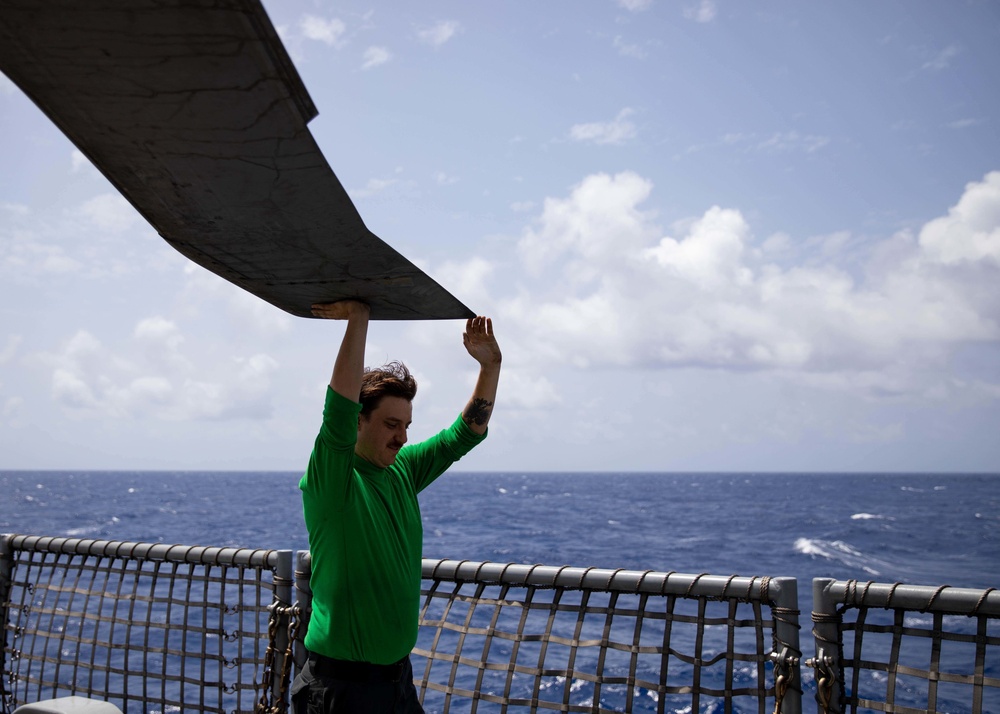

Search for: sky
xmin=1 ymin=0 xmax=999 ymax=473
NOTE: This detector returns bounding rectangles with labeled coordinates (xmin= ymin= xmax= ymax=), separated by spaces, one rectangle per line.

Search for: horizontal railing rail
xmin=3 ymin=534 xmax=285 ymax=569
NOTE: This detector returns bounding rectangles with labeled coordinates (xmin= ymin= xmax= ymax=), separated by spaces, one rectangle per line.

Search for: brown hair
xmin=358 ymin=361 xmax=417 ymax=417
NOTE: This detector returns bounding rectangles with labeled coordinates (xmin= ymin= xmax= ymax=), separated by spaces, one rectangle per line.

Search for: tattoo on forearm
xmin=463 ymin=398 xmax=494 ymax=427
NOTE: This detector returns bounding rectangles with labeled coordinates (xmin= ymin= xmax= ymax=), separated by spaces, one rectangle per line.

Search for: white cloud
xmin=70 ymin=149 xmax=93 ymax=173
xmin=504 ymin=171 xmax=1000 ymax=394
xmin=518 ymin=171 xmax=657 ymax=274
xmin=219 ymin=354 xmax=280 ymax=419
xmin=1 ymin=202 xmax=28 ymax=216
xmin=683 ymin=0 xmax=717 ymax=23
xmin=755 ymin=131 xmax=829 ymax=154
xmin=52 ymin=367 xmax=100 ymax=410
xmin=918 ymin=171 xmax=1000 ymax=266
xmin=362 ymin=46 xmax=392 ymax=70
xmin=1 ymin=205 xmax=91 ymax=278
xmin=616 ymin=0 xmax=652 ymax=11
xmin=126 ymin=376 xmax=174 ymax=409
xmin=1 ymin=196 xmax=171 ymax=287
xmin=613 ymin=36 xmax=647 ymax=59
xmin=680 ymin=130 xmax=830 ymax=159
xmin=273 ymin=24 xmax=305 ymax=64
xmin=300 ymin=15 xmax=346 ymax=46
xmin=134 ymin=316 xmax=192 ymax=373
xmin=42 ymin=251 xmax=81 ymax=275
xmin=46 ymin=322 xmax=280 ymax=421
xmin=417 ymin=21 xmax=462 ymax=47
xmin=1 ymin=335 xmax=22 ymax=365
xmin=500 ymin=368 xmax=561 ymax=410
xmin=180 ymin=263 xmax=293 ymax=338
xmin=434 ymin=171 xmax=459 ymax=185
xmin=3 ymin=396 xmax=23 ymax=421
xmin=569 ymin=108 xmax=637 ymax=145
xmin=923 ymin=44 xmax=960 ymax=71
xmin=643 ymin=206 xmax=753 ymax=290
xmin=948 ymin=118 xmax=982 ymax=130
xmin=351 ymin=176 xmax=398 ymax=199
xmin=49 ymin=330 xmax=109 ymax=411
xmin=135 ymin=316 xmax=183 ymax=348
xmin=433 ymin=256 xmax=495 ymax=307
xmin=79 ymin=193 xmax=138 ymax=232
xmin=228 ymin=287 xmax=295 ymax=335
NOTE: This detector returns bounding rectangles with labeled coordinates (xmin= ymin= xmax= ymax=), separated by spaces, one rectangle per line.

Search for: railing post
xmin=810 ymin=577 xmax=842 ymax=713
xmin=293 ymin=551 xmax=313 ymax=673
xmin=770 ymin=577 xmax=802 ymax=714
xmin=271 ymin=549 xmax=294 ymax=710
xmin=0 ymin=534 xmax=13 ymax=707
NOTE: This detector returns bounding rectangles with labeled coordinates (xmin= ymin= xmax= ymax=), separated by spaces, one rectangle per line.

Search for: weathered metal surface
xmin=0 ymin=0 xmax=474 ymax=320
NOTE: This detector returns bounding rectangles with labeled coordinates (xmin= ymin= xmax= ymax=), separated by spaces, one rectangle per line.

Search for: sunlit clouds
xmin=517 ymin=171 xmax=657 ymax=274
xmin=918 ymin=172 xmax=1000 ymax=266
xmin=507 ymin=171 xmax=1000 ymax=390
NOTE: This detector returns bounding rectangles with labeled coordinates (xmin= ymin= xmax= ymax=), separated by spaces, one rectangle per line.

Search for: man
xmin=292 ymin=299 xmax=501 ymax=713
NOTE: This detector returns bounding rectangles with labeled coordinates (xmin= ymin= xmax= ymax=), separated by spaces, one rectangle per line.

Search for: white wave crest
xmin=793 ymin=537 xmax=885 ymax=575
xmin=64 ymin=525 xmax=99 ymax=536
xmin=850 ymin=513 xmax=895 ymax=521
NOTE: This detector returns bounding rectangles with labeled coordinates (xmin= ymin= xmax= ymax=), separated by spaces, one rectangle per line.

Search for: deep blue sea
xmin=4 ymin=471 xmax=997 ymax=592
xmin=3 ymin=471 xmax=998 ymax=712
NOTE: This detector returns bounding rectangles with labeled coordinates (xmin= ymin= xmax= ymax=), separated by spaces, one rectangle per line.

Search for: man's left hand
xmin=463 ymin=316 xmax=502 ymax=368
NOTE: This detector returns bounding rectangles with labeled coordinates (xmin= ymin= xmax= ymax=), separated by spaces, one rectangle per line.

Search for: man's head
xmin=356 ymin=361 xmax=417 ymax=468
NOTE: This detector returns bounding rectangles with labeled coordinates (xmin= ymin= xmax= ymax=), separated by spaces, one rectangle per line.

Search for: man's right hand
xmin=312 ymin=300 xmax=371 ymax=320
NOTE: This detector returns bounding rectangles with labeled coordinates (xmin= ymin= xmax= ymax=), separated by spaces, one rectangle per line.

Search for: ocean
xmin=4 ymin=471 xmax=997 ymax=592
xmin=2 ymin=470 xmax=998 ymax=712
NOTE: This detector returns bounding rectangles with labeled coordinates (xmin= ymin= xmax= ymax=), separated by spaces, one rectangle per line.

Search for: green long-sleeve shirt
xmin=299 ymin=387 xmax=486 ymax=664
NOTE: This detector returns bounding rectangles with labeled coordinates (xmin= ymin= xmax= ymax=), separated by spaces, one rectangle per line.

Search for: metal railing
xmin=810 ymin=577 xmax=1000 ymax=714
xmin=294 ymin=553 xmax=803 ymax=713
xmin=0 ymin=534 xmax=293 ymax=714
xmin=419 ymin=559 xmax=802 ymax=714
xmin=5 ymin=535 xmax=999 ymax=713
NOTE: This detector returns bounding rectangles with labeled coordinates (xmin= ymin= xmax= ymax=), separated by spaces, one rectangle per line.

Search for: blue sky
xmin=1 ymin=0 xmax=999 ymax=472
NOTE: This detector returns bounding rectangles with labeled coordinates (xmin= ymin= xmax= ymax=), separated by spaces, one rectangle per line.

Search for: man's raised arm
xmin=461 ymin=316 xmax=502 ymax=436
xmin=311 ymin=300 xmax=371 ymax=402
